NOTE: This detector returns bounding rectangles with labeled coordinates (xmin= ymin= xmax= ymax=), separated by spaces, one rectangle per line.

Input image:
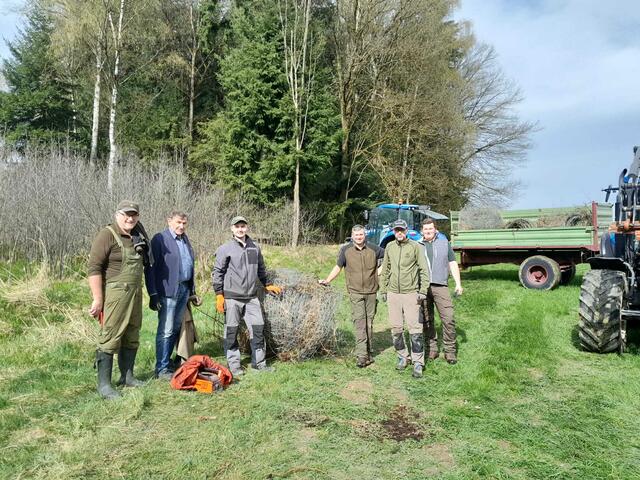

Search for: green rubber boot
xmin=117 ymin=348 xmax=145 ymax=387
xmin=96 ymin=351 xmax=121 ymax=400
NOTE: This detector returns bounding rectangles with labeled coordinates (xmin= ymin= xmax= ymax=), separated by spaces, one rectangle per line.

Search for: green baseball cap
xmin=117 ymin=200 xmax=139 ymax=214
xmin=230 ymin=215 xmax=248 ymax=226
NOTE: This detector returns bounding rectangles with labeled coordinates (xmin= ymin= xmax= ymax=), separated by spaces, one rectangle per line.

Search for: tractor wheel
xmin=578 ymin=269 xmax=627 ymax=353
xmin=518 ymin=255 xmax=561 ymax=290
xmin=559 ymin=265 xmax=577 ymax=285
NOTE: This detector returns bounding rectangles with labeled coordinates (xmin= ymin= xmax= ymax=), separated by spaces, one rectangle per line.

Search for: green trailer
xmin=450 ymin=202 xmax=613 ymax=289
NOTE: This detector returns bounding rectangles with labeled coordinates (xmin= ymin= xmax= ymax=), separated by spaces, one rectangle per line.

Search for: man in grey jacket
xmin=212 ymin=216 xmax=282 ymax=376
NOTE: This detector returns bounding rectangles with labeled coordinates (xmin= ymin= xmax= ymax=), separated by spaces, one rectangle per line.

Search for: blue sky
xmin=1 ymin=0 xmax=638 ymax=209
xmin=456 ymin=0 xmax=640 ymax=208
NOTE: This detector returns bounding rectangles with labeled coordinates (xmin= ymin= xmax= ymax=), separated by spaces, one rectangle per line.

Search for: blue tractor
xmin=363 ymin=203 xmax=448 ymax=248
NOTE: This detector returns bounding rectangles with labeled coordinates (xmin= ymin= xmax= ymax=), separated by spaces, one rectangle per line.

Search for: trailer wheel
xmin=518 ymin=255 xmax=561 ymax=290
xmin=578 ymin=269 xmax=626 ymax=353
xmin=559 ymin=265 xmax=577 ymax=285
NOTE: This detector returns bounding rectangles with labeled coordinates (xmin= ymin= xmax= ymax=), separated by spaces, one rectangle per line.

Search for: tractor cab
xmin=364 ymin=203 xmax=447 ymax=248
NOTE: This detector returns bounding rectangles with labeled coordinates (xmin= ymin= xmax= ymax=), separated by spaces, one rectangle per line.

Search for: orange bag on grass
xmin=170 ymin=354 xmax=233 ymax=393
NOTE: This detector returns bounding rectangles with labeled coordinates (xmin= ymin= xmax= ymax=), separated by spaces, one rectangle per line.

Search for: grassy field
xmin=2 ymin=246 xmax=640 ymax=479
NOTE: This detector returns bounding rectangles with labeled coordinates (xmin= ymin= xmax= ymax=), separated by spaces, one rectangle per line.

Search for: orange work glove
xmin=216 ymin=294 xmax=225 ymax=313
xmin=265 ymin=285 xmax=282 ymax=295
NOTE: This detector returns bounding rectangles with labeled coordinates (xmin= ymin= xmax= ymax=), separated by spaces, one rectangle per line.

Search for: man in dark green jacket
xmin=319 ymin=225 xmax=384 ymax=368
xmin=379 ymin=219 xmax=430 ymax=378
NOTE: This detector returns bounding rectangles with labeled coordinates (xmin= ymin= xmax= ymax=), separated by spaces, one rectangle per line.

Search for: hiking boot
xmin=445 ymin=353 xmax=457 ymax=365
xmin=412 ymin=363 xmax=424 ymax=378
xmin=254 ymin=364 xmax=274 ymax=373
xmin=428 ymin=351 xmax=439 ymax=361
xmin=117 ymin=348 xmax=144 ymax=387
xmin=230 ymin=367 xmax=244 ymax=378
xmin=156 ymin=369 xmax=174 ymax=381
xmin=96 ymin=351 xmax=121 ymax=400
xmin=396 ymin=356 xmax=410 ymax=371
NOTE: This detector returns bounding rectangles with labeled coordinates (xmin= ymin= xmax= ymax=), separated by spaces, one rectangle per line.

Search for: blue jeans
xmin=155 ymin=282 xmax=190 ymax=374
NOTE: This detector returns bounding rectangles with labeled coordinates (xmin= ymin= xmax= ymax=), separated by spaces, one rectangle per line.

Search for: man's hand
xmin=189 ymin=295 xmax=202 ymax=307
xmin=265 ymin=285 xmax=282 ymax=295
xmin=148 ymin=294 xmax=162 ymax=311
xmin=318 ymin=279 xmax=330 ymax=286
xmin=380 ymin=293 xmax=387 ymax=302
xmin=417 ymin=293 xmax=427 ymax=303
xmin=454 ymin=285 xmax=463 ymax=296
xmin=216 ymin=294 xmax=225 ymax=313
xmin=89 ymin=299 xmax=103 ymax=318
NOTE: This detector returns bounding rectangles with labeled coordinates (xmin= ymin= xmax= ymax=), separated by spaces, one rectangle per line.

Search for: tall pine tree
xmin=0 ymin=1 xmax=77 ymax=146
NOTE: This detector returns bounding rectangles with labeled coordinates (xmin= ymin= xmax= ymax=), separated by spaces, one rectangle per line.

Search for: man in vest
xmin=212 ymin=216 xmax=282 ymax=377
xmin=319 ymin=224 xmax=384 ymax=368
xmin=379 ymin=219 xmax=430 ymax=378
xmin=419 ymin=217 xmax=463 ymax=364
xmin=147 ymin=211 xmax=196 ymax=379
xmin=88 ymin=201 xmax=151 ymax=399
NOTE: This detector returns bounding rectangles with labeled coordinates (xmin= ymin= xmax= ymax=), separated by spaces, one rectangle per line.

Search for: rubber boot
xmin=96 ymin=351 xmax=121 ymax=400
xmin=117 ymin=348 xmax=144 ymax=387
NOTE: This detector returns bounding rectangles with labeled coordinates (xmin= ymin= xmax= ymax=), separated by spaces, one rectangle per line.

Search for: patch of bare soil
xmin=423 ymin=443 xmax=456 ymax=470
xmin=340 ymin=379 xmax=374 ymax=404
xmin=380 ymin=404 xmax=424 ymax=441
xmin=288 ymin=411 xmax=330 ymax=427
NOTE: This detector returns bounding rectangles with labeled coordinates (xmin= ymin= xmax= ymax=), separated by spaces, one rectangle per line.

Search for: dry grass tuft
xmin=0 ymin=262 xmax=51 ymax=306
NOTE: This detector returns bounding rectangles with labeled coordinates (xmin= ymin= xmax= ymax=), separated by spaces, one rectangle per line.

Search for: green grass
xmin=2 ymin=249 xmax=640 ymax=479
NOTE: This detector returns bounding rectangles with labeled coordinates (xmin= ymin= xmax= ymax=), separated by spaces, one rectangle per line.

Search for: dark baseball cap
xmin=117 ymin=200 xmax=139 ymax=214
xmin=391 ymin=219 xmax=408 ymax=230
xmin=230 ymin=215 xmax=248 ymax=226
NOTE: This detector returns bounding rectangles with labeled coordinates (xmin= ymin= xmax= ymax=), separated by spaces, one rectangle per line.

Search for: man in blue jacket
xmin=148 ymin=211 xmax=196 ymax=379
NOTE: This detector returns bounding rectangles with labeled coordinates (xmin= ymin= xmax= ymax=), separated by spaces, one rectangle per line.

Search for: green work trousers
xmin=349 ymin=292 xmax=377 ymax=360
xmin=98 ymin=231 xmax=144 ymax=354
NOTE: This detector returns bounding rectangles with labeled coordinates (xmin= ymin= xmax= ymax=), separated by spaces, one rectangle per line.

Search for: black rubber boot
xmin=96 ymin=351 xmax=121 ymax=400
xmin=117 ymin=348 xmax=144 ymax=387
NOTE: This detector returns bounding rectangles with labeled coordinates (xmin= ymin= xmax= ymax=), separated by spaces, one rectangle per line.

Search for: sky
xmin=455 ymin=0 xmax=640 ymax=208
xmin=1 ymin=1 xmax=639 ymax=209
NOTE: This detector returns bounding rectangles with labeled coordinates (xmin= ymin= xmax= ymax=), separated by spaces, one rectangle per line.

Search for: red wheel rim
xmin=526 ymin=265 xmax=548 ymax=284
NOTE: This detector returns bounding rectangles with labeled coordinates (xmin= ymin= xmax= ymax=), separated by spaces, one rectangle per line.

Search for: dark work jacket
xmin=147 ymin=228 xmax=196 ymax=298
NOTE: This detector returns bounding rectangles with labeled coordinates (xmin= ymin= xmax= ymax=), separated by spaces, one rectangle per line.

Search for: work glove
xmin=417 ymin=293 xmax=427 ymax=303
xmin=189 ymin=295 xmax=202 ymax=307
xmin=380 ymin=293 xmax=387 ymax=302
xmin=216 ymin=294 xmax=225 ymax=313
xmin=265 ymin=285 xmax=283 ymax=296
xmin=149 ymin=294 xmax=162 ymax=311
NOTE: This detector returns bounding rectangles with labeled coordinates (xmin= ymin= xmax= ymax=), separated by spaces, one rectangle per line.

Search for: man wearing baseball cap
xmin=88 ymin=200 xmax=152 ymax=399
xmin=212 ymin=216 xmax=281 ymax=376
xmin=379 ymin=219 xmax=430 ymax=378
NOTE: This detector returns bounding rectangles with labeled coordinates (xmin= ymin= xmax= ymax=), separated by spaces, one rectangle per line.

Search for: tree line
xmin=0 ymin=0 xmax=534 ymax=242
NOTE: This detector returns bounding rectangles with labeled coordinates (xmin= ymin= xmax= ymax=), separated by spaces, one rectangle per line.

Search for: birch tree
xmin=278 ymin=0 xmax=315 ymax=247
xmin=105 ymin=0 xmax=124 ymax=191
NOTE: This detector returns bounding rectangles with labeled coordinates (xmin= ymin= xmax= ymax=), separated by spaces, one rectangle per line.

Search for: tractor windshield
xmin=369 ymin=207 xmax=412 ymax=230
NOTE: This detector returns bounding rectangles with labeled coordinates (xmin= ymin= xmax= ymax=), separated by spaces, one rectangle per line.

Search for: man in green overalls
xmin=88 ymin=201 xmax=152 ymax=399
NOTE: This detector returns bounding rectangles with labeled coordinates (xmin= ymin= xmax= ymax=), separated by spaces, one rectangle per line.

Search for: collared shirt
xmin=170 ymin=229 xmax=193 ymax=283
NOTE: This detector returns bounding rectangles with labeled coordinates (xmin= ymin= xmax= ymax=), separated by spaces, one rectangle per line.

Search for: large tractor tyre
xmin=559 ymin=265 xmax=577 ymax=285
xmin=518 ymin=256 xmax=561 ymax=290
xmin=578 ymin=269 xmax=627 ymax=353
